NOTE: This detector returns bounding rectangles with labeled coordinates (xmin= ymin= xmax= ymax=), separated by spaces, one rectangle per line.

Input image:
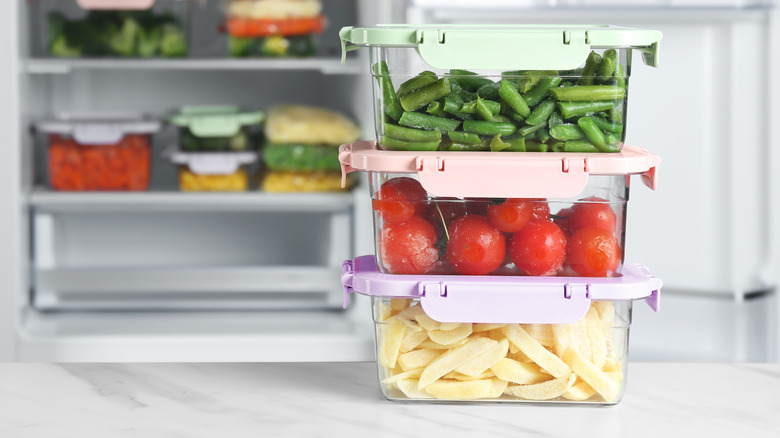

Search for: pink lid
xmin=77 ymin=0 xmax=156 ymax=10
xmin=339 ymin=141 xmax=660 ymax=198
xmin=342 ymin=255 xmax=662 ymax=325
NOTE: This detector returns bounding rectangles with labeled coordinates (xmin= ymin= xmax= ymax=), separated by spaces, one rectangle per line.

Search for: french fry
xmin=385 ymin=315 xmax=423 ymax=332
xmin=417 ymin=338 xmax=470 ymax=350
xmin=379 ymin=323 xmax=406 ymax=369
xmin=390 ymin=298 xmax=412 ymax=313
xmin=563 ymin=381 xmax=597 ymax=401
xmin=418 ymin=337 xmax=497 ymax=389
xmin=428 ymin=324 xmax=473 ymax=345
xmin=381 ymin=367 xmax=424 ymax=385
xmin=398 ymin=349 xmax=442 ymax=372
xmin=399 ymin=329 xmax=429 ymax=353
xmin=473 ymin=323 xmax=507 ymax=333
xmin=424 ymin=379 xmax=495 ymax=400
xmin=563 ymin=347 xmax=618 ymax=402
xmin=455 ymin=339 xmax=509 ymax=377
xmin=395 ymin=304 xmax=425 ymax=321
xmin=603 ymin=359 xmax=622 ymax=373
xmin=396 ymin=379 xmax=433 ymax=399
xmin=415 ymin=312 xmax=441 ymax=331
xmin=490 ymin=378 xmax=509 ymax=398
xmin=502 ymin=325 xmax=571 ymax=378
xmin=444 ymin=370 xmax=495 ymax=381
xmin=585 ymin=307 xmax=607 ymax=368
xmin=439 ymin=322 xmax=463 ymax=331
xmin=593 ymin=301 xmax=615 ymax=339
xmin=504 ymin=374 xmax=576 ymax=400
xmin=508 ymin=350 xmax=534 ymax=363
xmin=523 ymin=324 xmax=555 ymax=347
xmin=377 ymin=302 xmax=392 ymax=322
xmin=607 ymin=371 xmax=624 ymax=383
xmin=491 ymin=358 xmax=550 ymax=385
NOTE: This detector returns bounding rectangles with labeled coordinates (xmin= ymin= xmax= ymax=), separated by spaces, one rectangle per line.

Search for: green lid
xmin=340 ymin=24 xmax=662 ymax=70
xmin=168 ymin=106 xmax=264 ymax=138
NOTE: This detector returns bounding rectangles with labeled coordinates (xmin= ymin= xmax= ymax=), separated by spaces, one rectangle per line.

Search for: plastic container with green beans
xmin=340 ymin=25 xmax=662 ymax=152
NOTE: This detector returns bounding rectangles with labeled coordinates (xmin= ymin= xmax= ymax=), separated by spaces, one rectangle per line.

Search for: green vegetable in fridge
xmin=525 ymin=140 xmax=548 ymax=152
xmin=264 ymin=143 xmax=340 ymax=172
xmin=517 ymin=71 xmax=557 ymax=93
xmin=476 ymin=98 xmax=498 ymax=121
xmin=605 ymin=132 xmax=621 ymax=146
xmin=426 ymin=100 xmax=445 ymax=116
xmin=591 ymin=116 xmax=624 ymax=134
xmin=577 ymin=117 xmax=610 ymax=152
xmin=525 ymin=98 xmax=556 ymax=126
xmin=490 ymin=134 xmax=510 ymax=152
xmin=548 ymin=112 xmax=563 ymax=129
xmin=109 ymin=18 xmax=140 ymax=56
xmin=373 ymin=61 xmax=404 ymax=121
xmin=578 ymin=51 xmax=602 ymax=86
xmin=385 ymin=123 xmax=443 ymax=142
xmin=462 ymin=120 xmax=516 ymax=136
xmin=518 ymin=122 xmax=547 ymax=137
xmin=442 ymin=141 xmax=490 ymax=152
xmin=137 ymin=25 xmax=162 ymax=58
xmin=160 ymin=24 xmax=188 ymax=57
xmin=228 ymin=36 xmax=254 ymax=57
xmin=551 ymin=142 xmax=565 ymax=152
xmin=447 ymin=131 xmax=482 ymax=144
xmin=557 ymin=101 xmax=615 ymax=119
xmin=550 ymin=85 xmax=626 ymax=102
xmin=564 ymin=140 xmax=600 ymax=153
xmin=460 ymin=99 xmax=501 ymax=116
xmin=442 ymin=95 xmax=473 ymax=120
xmin=599 ymin=49 xmax=617 ymax=82
xmin=499 ymin=79 xmax=531 ymax=118
xmin=380 ymin=136 xmax=439 ymax=151
xmin=399 ymin=78 xmax=451 ymax=112
xmin=398 ymin=71 xmax=438 ymax=96
xmin=449 ymin=69 xmax=494 ymax=91
xmin=477 ymin=82 xmax=501 ymax=100
xmin=536 ymin=128 xmax=551 ymax=144
xmin=399 ymin=111 xmax=462 ymax=132
xmin=523 ymin=77 xmax=562 ymax=107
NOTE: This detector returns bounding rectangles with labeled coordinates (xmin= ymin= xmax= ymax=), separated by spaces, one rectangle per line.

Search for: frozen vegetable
xmin=376 ymin=298 xmax=624 ymax=402
xmin=374 ymin=50 xmax=628 ymax=152
xmin=373 ymin=177 xmax=624 ymax=277
xmin=48 ymin=10 xmax=188 ymax=58
xmin=265 ymin=105 xmax=360 ymax=146
xmin=263 ymin=143 xmax=340 ymax=172
xmin=262 ymin=171 xmax=349 ymax=192
xmin=179 ymin=168 xmax=248 ymax=191
xmin=48 ymin=134 xmax=150 ymax=191
xmin=226 ymin=0 xmax=324 ymax=57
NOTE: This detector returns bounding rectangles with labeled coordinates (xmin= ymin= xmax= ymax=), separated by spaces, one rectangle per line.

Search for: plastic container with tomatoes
xmin=339 ymin=140 xmax=660 ymax=278
xmin=36 ymin=113 xmax=161 ymax=191
xmin=225 ymin=0 xmax=325 ymax=57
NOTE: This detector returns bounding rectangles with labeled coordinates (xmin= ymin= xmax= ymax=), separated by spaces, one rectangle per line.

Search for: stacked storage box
xmin=338 ymin=25 xmax=664 ymax=404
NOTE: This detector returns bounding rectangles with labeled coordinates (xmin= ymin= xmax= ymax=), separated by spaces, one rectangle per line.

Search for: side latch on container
xmin=418 ymin=280 xmax=592 ymax=325
xmin=341 ymin=259 xmax=355 ymax=309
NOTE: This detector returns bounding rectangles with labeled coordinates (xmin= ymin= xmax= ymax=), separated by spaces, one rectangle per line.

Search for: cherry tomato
xmin=552 ymin=207 xmax=573 ymax=235
xmin=569 ymin=197 xmax=617 ymax=232
xmin=487 ymin=198 xmax=533 ymax=233
xmin=227 ymin=15 xmax=325 ymax=38
xmin=530 ymin=198 xmax=551 ymax=222
xmin=372 ymin=177 xmax=427 ymax=224
xmin=566 ymin=227 xmax=621 ymax=277
xmin=510 ymin=220 xmax=567 ymax=276
xmin=445 ymin=215 xmax=506 ymax=275
xmin=380 ymin=216 xmax=439 ymax=275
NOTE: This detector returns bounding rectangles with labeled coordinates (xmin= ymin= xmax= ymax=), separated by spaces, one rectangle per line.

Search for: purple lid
xmin=341 ymin=255 xmax=662 ymax=325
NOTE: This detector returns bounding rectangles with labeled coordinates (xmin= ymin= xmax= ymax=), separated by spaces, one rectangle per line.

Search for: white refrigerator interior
xmin=406 ymin=0 xmax=779 ymax=362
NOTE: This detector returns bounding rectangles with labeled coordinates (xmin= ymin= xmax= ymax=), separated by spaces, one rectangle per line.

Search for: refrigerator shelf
xmin=28 ymin=189 xmax=356 ymax=213
xmin=24 ymin=57 xmax=363 ymax=75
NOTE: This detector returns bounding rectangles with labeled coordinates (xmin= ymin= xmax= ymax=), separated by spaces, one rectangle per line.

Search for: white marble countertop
xmin=0 ymin=362 xmax=778 ymax=437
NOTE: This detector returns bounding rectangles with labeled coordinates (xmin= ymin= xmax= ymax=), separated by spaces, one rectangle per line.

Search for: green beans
xmin=399 ymin=111 xmax=462 ymax=132
xmin=502 ymin=137 xmax=527 ymax=151
xmin=426 ymin=100 xmax=444 ymax=116
xmin=578 ymin=51 xmax=602 ymax=86
xmin=548 ymin=112 xmax=563 ymax=129
xmin=449 ymin=69 xmax=494 ymax=91
xmin=380 ymin=136 xmax=439 ymax=151
xmin=525 ymin=140 xmax=548 ymax=152
xmin=499 ymin=79 xmax=531 ymax=118
xmin=490 ymin=134 xmax=511 ymax=152
xmin=460 ymin=98 xmax=501 ymax=116
xmin=550 ymin=85 xmax=626 ymax=102
xmin=447 ymin=131 xmax=482 ymax=144
xmin=399 ymin=78 xmax=452 ymax=111
xmin=564 ymin=140 xmax=600 ymax=153
xmin=518 ymin=122 xmax=546 ymax=137
xmin=591 ymin=116 xmax=624 ymax=134
xmin=550 ymin=124 xmax=585 ymax=141
xmin=385 ymin=123 xmax=443 ymax=142
xmin=557 ymin=101 xmax=615 ymax=119
xmin=442 ymin=141 xmax=490 ymax=151
xmin=577 ymin=117 xmax=609 ymax=151
xmin=462 ymin=120 xmax=517 ymax=136
xmin=372 ymin=61 xmax=404 ymax=121
xmin=523 ymin=77 xmax=562 ymax=107
xmin=398 ymin=71 xmax=437 ymax=96
xmin=525 ymin=98 xmax=556 ymax=125
xmin=536 ymin=128 xmax=551 ymax=144
xmin=477 ymin=82 xmax=501 ymax=100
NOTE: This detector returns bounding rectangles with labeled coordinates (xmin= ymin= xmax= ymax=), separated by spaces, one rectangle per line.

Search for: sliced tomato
xmin=227 ymin=15 xmax=325 ymax=38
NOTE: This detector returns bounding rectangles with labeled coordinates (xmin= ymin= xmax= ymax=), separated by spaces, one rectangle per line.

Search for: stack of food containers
xmin=225 ymin=0 xmax=324 ymax=58
xmin=36 ymin=113 xmax=161 ymax=191
xmin=338 ymin=25 xmax=663 ymax=404
xmin=166 ymin=106 xmax=263 ymax=191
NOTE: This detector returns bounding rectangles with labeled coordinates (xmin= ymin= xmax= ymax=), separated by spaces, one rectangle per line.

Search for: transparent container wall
xmin=369 ymin=173 xmax=628 ymax=277
xmin=47 ymin=133 xmax=151 ymax=191
xmin=177 ymin=127 xmax=256 ymax=152
xmin=261 ymin=171 xmax=353 ymax=193
xmin=370 ymin=46 xmax=631 ymax=153
xmin=372 ymin=297 xmax=631 ymax=404
xmin=178 ymin=165 xmax=248 ymax=191
xmin=33 ymin=0 xmax=191 ymax=58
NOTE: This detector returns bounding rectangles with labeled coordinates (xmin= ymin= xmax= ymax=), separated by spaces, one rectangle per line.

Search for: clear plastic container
xmin=167 ymin=150 xmax=257 ymax=192
xmin=338 ymin=141 xmax=660 ymax=278
xmin=36 ymin=113 xmax=161 ymax=191
xmin=341 ymin=255 xmax=662 ymax=404
xmin=168 ymin=106 xmax=264 ymax=152
xmin=261 ymin=170 xmax=351 ymax=193
xmin=38 ymin=0 xmax=192 ymax=58
xmin=339 ymin=25 xmax=662 ymax=153
xmin=225 ymin=0 xmax=324 ymax=57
